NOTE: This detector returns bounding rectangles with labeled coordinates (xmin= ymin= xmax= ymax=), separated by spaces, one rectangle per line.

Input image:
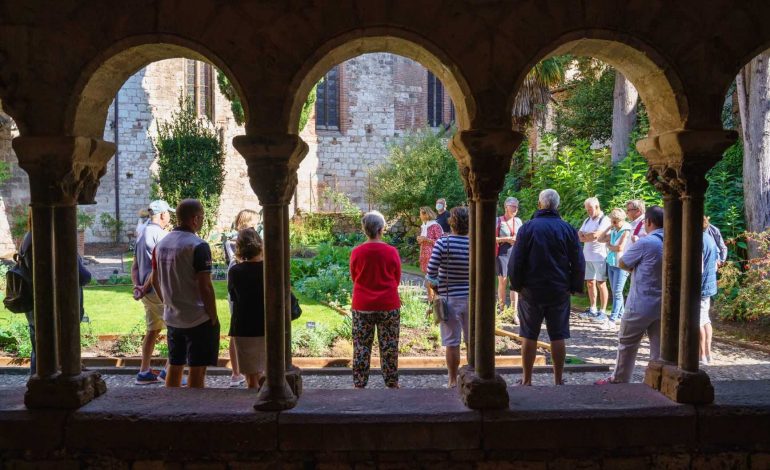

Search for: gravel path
xmin=2 ymin=310 xmax=768 ymax=389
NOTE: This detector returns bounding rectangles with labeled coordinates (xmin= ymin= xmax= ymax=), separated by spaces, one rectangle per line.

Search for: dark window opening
xmin=185 ymin=59 xmax=215 ymax=121
xmin=316 ymin=66 xmax=340 ymax=130
xmin=427 ymin=71 xmax=443 ymax=127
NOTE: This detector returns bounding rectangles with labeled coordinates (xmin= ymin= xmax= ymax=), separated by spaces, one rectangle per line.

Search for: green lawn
xmin=1 ymin=281 xmax=342 ymax=336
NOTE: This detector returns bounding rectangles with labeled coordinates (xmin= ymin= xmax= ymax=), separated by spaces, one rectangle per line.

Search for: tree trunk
xmin=737 ymin=52 xmax=770 ymax=258
xmin=610 ymin=72 xmax=639 ymax=164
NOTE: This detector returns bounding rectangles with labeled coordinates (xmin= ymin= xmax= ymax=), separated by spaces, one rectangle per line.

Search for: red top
xmin=349 ymin=241 xmax=402 ymax=311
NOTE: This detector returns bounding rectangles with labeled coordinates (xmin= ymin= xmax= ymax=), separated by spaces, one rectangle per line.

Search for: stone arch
xmin=509 ymin=32 xmax=689 ymax=136
xmin=65 ymin=35 xmax=248 ymax=139
xmin=287 ymin=31 xmax=475 ymax=134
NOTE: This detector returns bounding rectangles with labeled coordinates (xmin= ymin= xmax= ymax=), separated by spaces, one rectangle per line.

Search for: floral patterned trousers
xmin=351 ymin=309 xmax=400 ymax=388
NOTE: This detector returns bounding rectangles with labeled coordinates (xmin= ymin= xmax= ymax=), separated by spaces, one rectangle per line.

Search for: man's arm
xmin=196 ymin=271 xmax=218 ymax=326
xmin=618 ymin=239 xmax=643 ymax=272
xmin=131 ymin=256 xmax=140 ymax=286
xmin=508 ymin=226 xmax=528 ymax=292
xmin=567 ymin=228 xmax=585 ymax=294
xmin=150 ymin=267 xmax=163 ymax=303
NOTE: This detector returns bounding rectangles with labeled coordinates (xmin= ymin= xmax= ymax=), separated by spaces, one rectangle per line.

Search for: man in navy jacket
xmin=509 ymin=189 xmax=585 ymax=385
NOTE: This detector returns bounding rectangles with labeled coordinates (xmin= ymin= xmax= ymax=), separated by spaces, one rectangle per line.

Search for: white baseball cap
xmin=148 ymin=200 xmax=175 ymax=215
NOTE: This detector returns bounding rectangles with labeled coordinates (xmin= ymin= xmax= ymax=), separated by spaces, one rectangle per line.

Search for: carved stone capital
xmin=12 ymin=136 xmax=116 ymax=206
xmin=637 ymin=130 xmax=737 ymax=198
xmin=233 ymin=134 xmax=308 ymax=206
xmin=449 ymin=129 xmax=524 ymax=201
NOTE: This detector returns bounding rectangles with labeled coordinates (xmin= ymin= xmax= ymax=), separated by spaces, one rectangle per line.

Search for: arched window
xmin=316 ymin=65 xmax=340 ymax=130
xmin=427 ymin=71 xmax=443 ymax=127
xmin=185 ymin=59 xmax=215 ymax=121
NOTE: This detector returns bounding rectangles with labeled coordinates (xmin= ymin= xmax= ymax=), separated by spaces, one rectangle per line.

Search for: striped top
xmin=425 ymin=235 xmax=470 ymax=298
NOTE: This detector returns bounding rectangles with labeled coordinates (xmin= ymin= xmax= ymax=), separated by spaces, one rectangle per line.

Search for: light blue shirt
xmin=620 ymin=228 xmax=664 ymax=319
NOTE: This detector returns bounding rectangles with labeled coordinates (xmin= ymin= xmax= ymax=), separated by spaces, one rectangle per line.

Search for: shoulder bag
xmin=431 ymin=236 xmax=451 ymax=324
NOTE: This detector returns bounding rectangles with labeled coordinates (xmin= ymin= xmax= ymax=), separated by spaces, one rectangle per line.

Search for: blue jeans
xmin=607 ymin=265 xmax=629 ymax=321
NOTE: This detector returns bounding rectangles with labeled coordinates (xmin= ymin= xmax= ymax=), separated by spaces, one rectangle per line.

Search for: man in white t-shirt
xmin=626 ymin=199 xmax=647 ymax=243
xmin=578 ymin=197 xmax=611 ymax=321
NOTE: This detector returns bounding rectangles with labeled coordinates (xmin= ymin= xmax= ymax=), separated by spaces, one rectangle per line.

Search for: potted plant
xmin=77 ymin=209 xmax=95 ymax=256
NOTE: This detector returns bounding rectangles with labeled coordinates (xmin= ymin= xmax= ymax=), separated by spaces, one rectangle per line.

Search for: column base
xmin=660 ymin=364 xmax=714 ymax=404
xmin=25 ymin=371 xmax=107 ymax=409
xmin=458 ymin=365 xmax=509 ymax=410
xmin=643 ymin=359 xmax=673 ymax=391
xmin=286 ymin=365 xmax=303 ymax=398
xmin=254 ymin=380 xmax=297 ymax=411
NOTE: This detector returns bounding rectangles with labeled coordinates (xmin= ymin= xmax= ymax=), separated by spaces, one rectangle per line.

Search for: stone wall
xmin=0 ymin=54 xmax=449 ymax=249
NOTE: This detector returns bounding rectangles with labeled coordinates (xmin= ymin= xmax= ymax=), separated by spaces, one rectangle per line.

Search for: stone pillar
xmin=284 ymin=203 xmax=302 ymax=396
xmin=449 ymin=129 xmax=523 ymax=410
xmin=234 ymin=134 xmax=307 ymax=411
xmin=638 ymin=130 xmax=736 ymax=404
xmin=13 ymin=136 xmax=114 ymax=409
xmin=459 ymin=164 xmax=476 ymax=368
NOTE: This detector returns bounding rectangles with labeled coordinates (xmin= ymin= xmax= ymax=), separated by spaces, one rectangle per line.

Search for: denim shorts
xmin=518 ymin=295 xmax=571 ymax=341
xmin=167 ymin=320 xmax=220 ymax=367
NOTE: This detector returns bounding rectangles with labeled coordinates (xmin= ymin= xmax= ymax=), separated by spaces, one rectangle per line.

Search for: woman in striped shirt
xmin=426 ymin=206 xmax=470 ymax=388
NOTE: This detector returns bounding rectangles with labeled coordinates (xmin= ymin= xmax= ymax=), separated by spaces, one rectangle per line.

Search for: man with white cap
xmin=131 ymin=199 xmax=174 ymax=384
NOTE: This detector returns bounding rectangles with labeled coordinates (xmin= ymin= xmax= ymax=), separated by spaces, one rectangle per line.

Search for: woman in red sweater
xmin=349 ymin=211 xmax=402 ymax=388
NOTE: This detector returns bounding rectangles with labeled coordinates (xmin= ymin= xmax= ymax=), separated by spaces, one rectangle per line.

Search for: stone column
xmin=449 ymin=129 xmax=523 ymax=410
xmin=13 ymin=136 xmax=114 ymax=409
xmin=638 ymin=130 xmax=736 ymax=404
xmin=284 ymin=203 xmax=302 ymax=396
xmin=459 ymin=164 xmax=476 ymax=368
xmin=233 ymin=134 xmax=307 ymax=411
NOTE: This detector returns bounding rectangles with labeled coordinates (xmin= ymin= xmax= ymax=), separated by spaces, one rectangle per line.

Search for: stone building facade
xmin=0 ymin=53 xmax=450 ymax=251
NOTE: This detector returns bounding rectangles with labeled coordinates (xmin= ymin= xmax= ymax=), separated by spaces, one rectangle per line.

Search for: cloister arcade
xmin=0 ymin=0 xmax=769 ymax=465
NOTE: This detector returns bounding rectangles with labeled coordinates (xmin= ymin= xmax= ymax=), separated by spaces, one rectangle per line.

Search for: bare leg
xmin=188 ymin=366 xmax=207 ymax=388
xmin=704 ymin=323 xmax=713 ymax=360
xmin=551 ymin=339 xmax=566 ymax=385
xmin=246 ymin=373 xmax=262 ymax=389
xmin=598 ymin=281 xmax=609 ymax=313
xmin=510 ymin=291 xmax=519 ymax=322
xmin=520 ymin=338 xmax=537 ymax=385
xmin=229 ymin=340 xmax=241 ymax=379
xmin=497 ymin=276 xmax=507 ymax=310
xmin=586 ymin=280 xmax=597 ymax=310
xmin=446 ymin=345 xmax=460 ymax=387
xmin=140 ymin=329 xmax=161 ymax=372
xmin=165 ymin=364 xmax=185 ymax=388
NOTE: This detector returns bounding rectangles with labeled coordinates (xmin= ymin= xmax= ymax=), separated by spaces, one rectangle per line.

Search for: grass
xmin=401 ymin=263 xmax=424 ymax=276
xmin=0 ymin=281 xmax=342 ymax=336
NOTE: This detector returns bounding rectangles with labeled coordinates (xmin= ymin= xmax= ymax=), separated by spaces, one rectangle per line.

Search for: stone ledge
xmin=697 ymin=380 xmax=770 ymax=451
xmin=0 ymin=387 xmax=68 ymax=452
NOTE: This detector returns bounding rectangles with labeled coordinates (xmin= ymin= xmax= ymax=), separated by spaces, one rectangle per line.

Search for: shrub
xmin=368 ymin=128 xmax=466 ymax=229
xmin=154 ymin=96 xmax=225 ymax=237
xmin=0 ymin=318 xmax=31 ymax=357
xmin=295 ymin=264 xmax=352 ymax=306
xmin=714 ymin=229 xmax=770 ymax=322
xmin=705 ymin=142 xmax=745 ymax=242
xmin=291 ymin=323 xmax=336 ymax=356
xmin=99 ymin=212 xmax=125 ymax=242
xmin=399 ymin=284 xmax=431 ymax=329
xmin=112 ymin=323 xmax=145 ymax=356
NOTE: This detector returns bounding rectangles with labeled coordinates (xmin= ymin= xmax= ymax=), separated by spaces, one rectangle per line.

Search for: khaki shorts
xmin=585 ymin=261 xmax=608 ymax=282
xmin=232 ymin=336 xmax=266 ymax=375
xmin=141 ymin=291 xmax=165 ymax=331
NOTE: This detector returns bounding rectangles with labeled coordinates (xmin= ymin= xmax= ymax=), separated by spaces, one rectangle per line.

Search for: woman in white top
xmin=495 ymin=197 xmax=523 ymax=315
xmin=598 ymin=208 xmax=632 ymax=325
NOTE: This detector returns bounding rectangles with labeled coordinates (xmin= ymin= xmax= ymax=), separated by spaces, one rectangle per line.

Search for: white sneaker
xmin=229 ymin=375 xmax=246 ymax=387
xmin=699 ymin=357 xmax=709 ymax=366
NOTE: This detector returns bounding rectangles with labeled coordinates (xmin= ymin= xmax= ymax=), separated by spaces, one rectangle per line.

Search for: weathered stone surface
xmin=458 ymin=367 xmax=509 ymax=410
xmin=644 ymin=359 xmax=666 ymax=391
xmin=25 ymin=371 xmax=106 ymax=409
xmin=660 ymin=365 xmax=715 ymax=404
xmin=0 ymin=387 xmax=67 ymax=452
xmin=285 ymin=366 xmax=303 ymax=398
xmin=65 ymin=388 xmax=279 ymax=456
xmin=279 ymin=388 xmax=481 ymax=451
xmin=697 ymin=380 xmax=770 ymax=451
xmin=483 ymin=384 xmax=695 ymax=451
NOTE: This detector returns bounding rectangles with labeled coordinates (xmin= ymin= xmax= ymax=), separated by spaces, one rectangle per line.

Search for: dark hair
xmin=176 ymin=199 xmax=204 ymax=226
xmin=236 ymin=228 xmax=262 ymax=260
xmin=645 ymin=205 xmax=664 ymax=228
xmin=449 ymin=206 xmax=469 ymax=235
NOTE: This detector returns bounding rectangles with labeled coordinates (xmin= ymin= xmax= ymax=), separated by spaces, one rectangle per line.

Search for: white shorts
xmin=585 ymin=261 xmax=607 ymax=281
xmin=699 ymin=297 xmax=712 ymax=327
xmin=232 ymin=336 xmax=266 ymax=375
xmin=439 ymin=296 xmax=469 ymax=347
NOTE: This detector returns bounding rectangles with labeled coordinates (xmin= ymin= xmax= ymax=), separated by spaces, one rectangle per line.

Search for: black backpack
xmin=4 ymin=251 xmax=33 ymax=313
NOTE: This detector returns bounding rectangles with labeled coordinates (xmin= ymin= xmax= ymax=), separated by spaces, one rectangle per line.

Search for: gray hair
xmin=626 ymin=199 xmax=646 ymax=213
xmin=504 ymin=197 xmax=519 ymax=207
xmin=361 ymin=211 xmax=386 ymax=239
xmin=584 ymin=196 xmax=600 ymax=208
xmin=539 ymin=189 xmax=560 ymax=210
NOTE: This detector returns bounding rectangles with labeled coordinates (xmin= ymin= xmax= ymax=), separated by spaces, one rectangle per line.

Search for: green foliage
xmin=0 ymin=318 xmax=31 ymax=357
xmin=291 ymin=323 xmax=337 ymax=356
xmin=300 ymin=84 xmax=317 ymax=132
xmin=80 ymin=322 xmax=99 ymax=350
xmin=399 ymin=285 xmax=431 ymax=329
xmin=111 ymin=323 xmax=145 ymax=355
xmin=605 ymin=142 xmax=662 ymax=211
xmin=0 ymin=161 xmax=11 ymax=185
xmin=99 ymin=212 xmax=125 ymax=242
xmin=331 ymin=314 xmax=353 ymax=342
xmin=715 ymin=229 xmax=770 ymax=322
xmin=368 ymin=128 xmax=466 ymax=229
xmin=705 ymin=142 xmax=745 ymax=241
xmin=291 ymin=242 xmax=354 ymax=306
xmin=77 ymin=209 xmax=95 ymax=231
xmin=554 ymin=66 xmax=615 ymax=145
xmin=216 ymin=70 xmax=245 ymax=126
xmin=155 ymin=96 xmax=225 ymax=237
xmin=9 ymin=204 xmax=28 ymax=245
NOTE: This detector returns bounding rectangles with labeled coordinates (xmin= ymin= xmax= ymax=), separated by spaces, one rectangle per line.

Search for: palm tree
xmin=511 ymin=57 xmax=566 ymax=132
